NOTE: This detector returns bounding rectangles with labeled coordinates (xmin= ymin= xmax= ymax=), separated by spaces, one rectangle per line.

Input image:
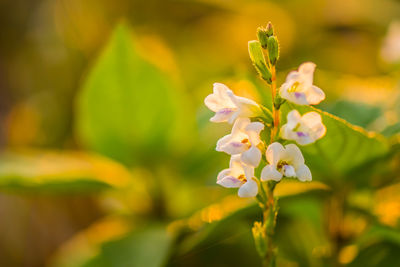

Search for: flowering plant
xmin=205 ymin=23 xmax=327 ymax=266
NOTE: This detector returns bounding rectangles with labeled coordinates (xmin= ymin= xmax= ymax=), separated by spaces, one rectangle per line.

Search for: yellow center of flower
xmin=277 ymin=160 xmax=289 ymax=171
xmin=241 ymin=138 xmax=251 ymax=148
xmin=238 ymin=174 xmax=247 ymax=183
xmin=288 ymin=81 xmax=300 ymax=93
xmin=293 ymin=123 xmax=301 ymax=131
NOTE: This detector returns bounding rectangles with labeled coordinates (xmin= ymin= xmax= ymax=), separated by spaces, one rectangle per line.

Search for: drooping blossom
xmin=216 ymin=118 xmax=264 ymax=167
xmin=281 ymin=110 xmax=326 ymax=145
xmin=205 ymin=83 xmax=261 ymax=124
xmin=217 ymin=155 xmax=258 ymax=197
xmin=261 ymin=142 xmax=312 ymax=182
xmin=280 ymin=62 xmax=325 ymax=105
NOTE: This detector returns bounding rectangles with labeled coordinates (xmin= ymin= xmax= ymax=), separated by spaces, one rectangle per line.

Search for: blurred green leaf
xmin=382 ymin=123 xmax=400 ymax=137
xmin=349 ymin=241 xmax=400 ymax=267
xmin=281 ymin=103 xmax=389 ymax=181
xmin=84 ymin=226 xmax=171 ymax=267
xmin=49 ymin=217 xmax=171 ymax=267
xmin=0 ymin=150 xmax=132 ymax=193
xmin=174 ymin=181 xmax=329 ymax=258
xmin=325 ymin=100 xmax=381 ymax=128
xmin=75 ymin=23 xmax=194 ymax=165
xmin=275 ymin=196 xmax=328 ymax=267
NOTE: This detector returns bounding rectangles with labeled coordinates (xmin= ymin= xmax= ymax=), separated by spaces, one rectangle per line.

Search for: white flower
xmin=261 ymin=142 xmax=312 ymax=182
xmin=216 ymin=118 xmax=264 ymax=167
xmin=280 ymin=62 xmax=325 ymax=105
xmin=205 ymin=83 xmax=261 ymax=123
xmin=217 ymin=155 xmax=258 ymax=197
xmin=281 ymin=110 xmax=326 ymax=145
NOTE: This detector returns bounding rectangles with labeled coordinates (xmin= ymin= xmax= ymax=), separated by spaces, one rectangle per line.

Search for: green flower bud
xmin=266 ymin=22 xmax=274 ymax=36
xmin=257 ymin=27 xmax=269 ymax=49
xmin=252 ymin=221 xmax=268 ymax=258
xmin=267 ymin=36 xmax=279 ymax=65
xmin=248 ymin=40 xmax=272 ymax=83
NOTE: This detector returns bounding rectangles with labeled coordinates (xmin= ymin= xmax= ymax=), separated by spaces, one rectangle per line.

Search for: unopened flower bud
xmin=248 ymin=40 xmax=272 ymax=83
xmin=267 ymin=36 xmax=279 ymax=65
xmin=266 ymin=22 xmax=274 ymax=36
xmin=257 ymin=27 xmax=269 ymax=49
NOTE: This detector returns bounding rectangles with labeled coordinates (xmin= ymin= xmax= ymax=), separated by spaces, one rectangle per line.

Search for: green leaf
xmin=382 ymin=123 xmax=400 ymax=137
xmin=49 ymin=218 xmax=171 ymax=267
xmin=86 ymin=226 xmax=171 ymax=267
xmin=325 ymin=100 xmax=381 ymax=128
xmin=174 ymin=181 xmax=329 ymax=256
xmin=0 ymin=150 xmax=132 ymax=193
xmin=348 ymin=241 xmax=400 ymax=267
xmin=75 ymin=23 xmax=194 ymax=165
xmin=281 ymin=103 xmax=389 ymax=180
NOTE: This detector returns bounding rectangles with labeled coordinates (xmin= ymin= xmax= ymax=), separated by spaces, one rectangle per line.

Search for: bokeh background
xmin=1 ymin=0 xmax=400 ymax=266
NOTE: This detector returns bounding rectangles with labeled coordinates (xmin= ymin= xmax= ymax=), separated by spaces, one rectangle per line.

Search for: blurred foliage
xmin=1 ymin=0 xmax=400 ymax=266
xmin=75 ymin=24 xmax=195 ymax=166
xmin=0 ymin=150 xmax=133 ymax=193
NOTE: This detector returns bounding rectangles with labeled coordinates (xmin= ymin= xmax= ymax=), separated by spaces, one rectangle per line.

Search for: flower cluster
xmin=205 ymin=62 xmax=327 ymax=198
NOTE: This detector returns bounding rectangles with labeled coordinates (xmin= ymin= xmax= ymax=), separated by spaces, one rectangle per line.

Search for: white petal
xmin=266 ymin=142 xmax=285 ymax=166
xmin=229 ymin=154 xmax=243 ymax=167
xmin=310 ymin=123 xmax=327 ymax=141
xmin=286 ymin=110 xmax=302 ymax=129
xmin=285 ymin=71 xmax=300 ymax=84
xmin=227 ymin=92 xmax=260 ymax=121
xmin=228 ymin=155 xmax=246 ymax=177
xmin=245 ymin=122 xmax=264 ymax=145
xmin=213 ymin=83 xmax=233 ymax=99
xmin=261 ymin=165 xmax=283 ymax=181
xmin=280 ymin=124 xmax=291 ymax=140
xmin=243 ymin=165 xmax=255 ymax=180
xmin=217 ymin=169 xmax=242 ymax=188
xmin=204 ymin=83 xmax=236 ymax=112
xmin=231 ymin=117 xmax=251 ymax=134
xmin=283 ymin=165 xmax=296 ymax=177
xmin=294 ymin=133 xmax=314 ymax=146
xmin=301 ymin=111 xmax=326 ymax=141
xmin=296 ymin=164 xmax=312 ymax=181
xmin=284 ymin=144 xmax=304 ymax=167
xmin=245 ymin=121 xmax=264 ymax=134
xmin=301 ymin=112 xmax=322 ymax=127
xmin=216 ymin=134 xmax=247 ymax=155
xmin=238 ymin=179 xmax=258 ymax=198
xmin=280 ymin=90 xmax=309 ymax=105
xmin=241 ymin=146 xmax=262 ymax=167
xmin=204 ymin=94 xmax=223 ymax=112
xmin=291 ymin=92 xmax=309 ymax=105
xmin=298 ymin=62 xmax=316 ymax=88
xmin=279 ymin=83 xmax=291 ymax=100
xmin=227 ymin=111 xmax=240 ymax=124
xmin=305 ymin=85 xmax=325 ymax=105
xmin=233 ymin=95 xmax=259 ymax=106
xmin=210 ymin=108 xmax=235 ymax=122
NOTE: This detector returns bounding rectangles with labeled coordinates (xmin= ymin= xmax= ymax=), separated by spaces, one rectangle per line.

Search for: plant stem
xmin=263 ymin=182 xmax=277 ymax=267
xmin=270 ymin=66 xmax=279 ymax=142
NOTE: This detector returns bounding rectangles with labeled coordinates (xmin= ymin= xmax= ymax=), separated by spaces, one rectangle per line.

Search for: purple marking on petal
xmin=295 ymin=92 xmax=303 ymax=98
xmin=296 ymin=131 xmax=308 ymax=137
xmin=231 ymin=142 xmax=243 ymax=148
xmin=225 ymin=177 xmax=241 ymax=183
xmin=218 ymin=108 xmax=233 ymax=115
